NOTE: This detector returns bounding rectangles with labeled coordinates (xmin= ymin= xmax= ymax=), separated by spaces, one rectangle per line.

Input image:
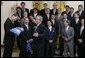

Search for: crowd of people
xmin=3 ymin=2 xmax=84 ymax=57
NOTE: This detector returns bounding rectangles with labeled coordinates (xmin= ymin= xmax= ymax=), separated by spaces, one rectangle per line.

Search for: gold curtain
xmin=55 ymin=1 xmax=65 ymax=11
xmin=32 ymin=1 xmax=44 ymax=10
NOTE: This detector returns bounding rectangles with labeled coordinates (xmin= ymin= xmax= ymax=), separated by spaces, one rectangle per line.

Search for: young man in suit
xmin=77 ymin=19 xmax=84 ymax=57
xmin=69 ymin=7 xmax=74 ymax=21
xmin=30 ymin=8 xmax=40 ymax=19
xmin=50 ymin=3 xmax=58 ymax=15
xmin=61 ymin=5 xmax=70 ymax=20
xmin=19 ymin=18 xmax=33 ymax=57
xmin=42 ymin=8 xmax=51 ymax=26
xmin=75 ymin=5 xmax=84 ymax=19
xmin=62 ymin=20 xmax=74 ymax=57
xmin=70 ymin=13 xmax=81 ymax=56
xmin=32 ymin=15 xmax=46 ymax=57
xmin=30 ymin=3 xmax=40 ymax=15
xmin=20 ymin=2 xmax=29 ymax=18
xmin=46 ymin=20 xmax=56 ymax=57
xmin=3 ymin=14 xmax=18 ymax=57
xmin=50 ymin=14 xmax=59 ymax=47
xmin=40 ymin=3 xmax=48 ymax=16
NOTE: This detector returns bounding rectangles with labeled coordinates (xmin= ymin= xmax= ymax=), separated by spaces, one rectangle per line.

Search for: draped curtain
xmin=32 ymin=1 xmax=44 ymax=10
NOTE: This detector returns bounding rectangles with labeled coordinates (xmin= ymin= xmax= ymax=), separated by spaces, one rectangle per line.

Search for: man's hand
xmin=27 ymin=39 xmax=33 ymax=43
xmin=49 ymin=40 xmax=53 ymax=43
xmin=33 ymin=33 xmax=39 ymax=37
xmin=64 ymin=37 xmax=68 ymax=42
xmin=78 ymin=39 xmax=83 ymax=43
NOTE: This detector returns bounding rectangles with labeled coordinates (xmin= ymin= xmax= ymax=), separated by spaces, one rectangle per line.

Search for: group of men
xmin=3 ymin=2 xmax=84 ymax=57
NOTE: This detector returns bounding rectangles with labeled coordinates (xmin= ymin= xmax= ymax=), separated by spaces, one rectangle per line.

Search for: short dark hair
xmin=74 ymin=12 xmax=79 ymax=16
xmin=21 ymin=2 xmax=25 ymax=5
xmin=65 ymin=5 xmax=70 ymax=8
xmin=78 ymin=5 xmax=83 ymax=7
xmin=43 ymin=3 xmax=47 ymax=6
xmin=70 ymin=7 xmax=74 ymax=10
xmin=16 ymin=7 xmax=21 ymax=10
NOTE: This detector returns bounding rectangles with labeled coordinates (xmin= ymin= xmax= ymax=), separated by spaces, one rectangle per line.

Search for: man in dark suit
xmin=30 ymin=8 xmax=40 ymax=19
xmin=50 ymin=3 xmax=58 ymax=15
xmin=50 ymin=14 xmax=59 ymax=47
xmin=18 ymin=18 xmax=33 ymax=57
xmin=16 ymin=7 xmax=22 ymax=20
xmin=70 ymin=13 xmax=81 ymax=56
xmin=77 ymin=19 xmax=84 ymax=57
xmin=30 ymin=3 xmax=40 ymax=15
xmin=45 ymin=20 xmax=56 ymax=57
xmin=32 ymin=15 xmax=46 ymax=57
xmin=40 ymin=3 xmax=48 ymax=16
xmin=20 ymin=2 xmax=29 ymax=18
xmin=75 ymin=5 xmax=84 ymax=19
xmin=61 ymin=5 xmax=70 ymax=20
xmin=42 ymin=8 xmax=51 ymax=26
xmin=3 ymin=14 xmax=18 ymax=57
xmin=69 ymin=7 xmax=74 ymax=21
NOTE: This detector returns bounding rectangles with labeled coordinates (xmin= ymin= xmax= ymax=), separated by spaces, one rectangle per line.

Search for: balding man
xmin=50 ymin=3 xmax=58 ymax=15
xmin=32 ymin=15 xmax=47 ymax=57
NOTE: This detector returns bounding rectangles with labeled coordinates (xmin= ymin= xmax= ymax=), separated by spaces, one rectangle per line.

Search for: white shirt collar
xmin=65 ymin=26 xmax=69 ymax=31
xmin=48 ymin=26 xmax=52 ymax=31
xmin=75 ymin=18 xmax=79 ymax=24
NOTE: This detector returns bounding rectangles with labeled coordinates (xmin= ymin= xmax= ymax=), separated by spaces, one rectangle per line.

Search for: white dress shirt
xmin=75 ymin=18 xmax=79 ymax=24
xmin=25 ymin=24 xmax=29 ymax=30
xmin=53 ymin=9 xmax=56 ymax=14
xmin=48 ymin=26 xmax=52 ymax=31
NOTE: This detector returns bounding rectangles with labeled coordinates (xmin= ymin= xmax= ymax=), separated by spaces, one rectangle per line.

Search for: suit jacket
xmin=3 ymin=18 xmax=16 ymax=44
xmin=17 ymin=23 xmax=33 ymax=50
xmin=75 ymin=10 xmax=84 ymax=19
xmin=77 ymin=26 xmax=84 ymax=45
xmin=30 ymin=8 xmax=40 ymax=15
xmin=42 ymin=13 xmax=51 ymax=26
xmin=40 ymin=9 xmax=45 ymax=16
xmin=21 ymin=8 xmax=29 ymax=18
xmin=62 ymin=26 xmax=74 ymax=42
xmin=32 ymin=24 xmax=47 ymax=49
xmin=50 ymin=9 xmax=58 ymax=15
xmin=50 ymin=19 xmax=59 ymax=36
xmin=70 ymin=19 xmax=81 ymax=36
xmin=19 ymin=23 xmax=32 ymax=43
xmin=46 ymin=27 xmax=56 ymax=43
xmin=61 ymin=11 xmax=71 ymax=20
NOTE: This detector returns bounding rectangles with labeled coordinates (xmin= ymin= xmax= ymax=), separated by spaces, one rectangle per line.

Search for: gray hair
xmin=36 ymin=15 xmax=43 ymax=22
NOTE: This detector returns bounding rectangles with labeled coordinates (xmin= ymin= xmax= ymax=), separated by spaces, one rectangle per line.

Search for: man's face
xmin=53 ymin=4 xmax=57 ymax=9
xmin=36 ymin=16 xmax=41 ymax=24
xmin=21 ymin=4 xmax=25 ymax=8
xmin=74 ymin=14 xmax=79 ymax=18
xmin=34 ymin=9 xmax=37 ymax=13
xmin=66 ymin=7 xmax=70 ymax=11
xmin=78 ymin=6 xmax=83 ymax=11
xmin=11 ymin=16 xmax=18 ymax=21
xmin=24 ymin=18 xmax=29 ymax=24
xmin=64 ymin=21 xmax=68 ymax=27
xmin=70 ymin=8 xmax=74 ymax=13
xmin=51 ymin=15 xmax=55 ymax=19
xmin=63 ymin=14 xmax=67 ymax=19
xmin=47 ymin=21 xmax=52 ymax=26
xmin=44 ymin=4 xmax=47 ymax=9
xmin=45 ymin=9 xmax=50 ymax=14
